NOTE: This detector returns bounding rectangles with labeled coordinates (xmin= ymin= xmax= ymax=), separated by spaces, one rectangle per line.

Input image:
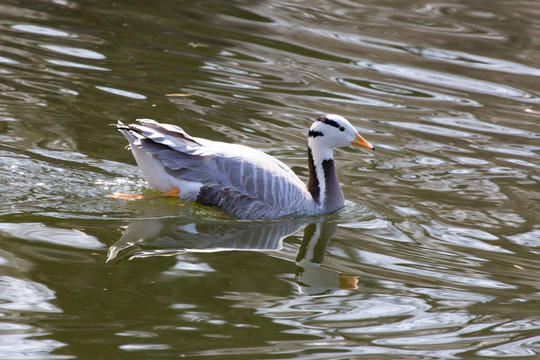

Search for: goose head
xmin=308 ymin=114 xmax=374 ymax=152
xmin=305 ymin=114 xmax=374 ymax=211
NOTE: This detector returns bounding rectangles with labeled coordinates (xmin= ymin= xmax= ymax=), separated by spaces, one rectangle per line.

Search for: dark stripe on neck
xmin=316 ymin=116 xmax=340 ymax=129
xmin=308 ymin=130 xmax=323 ymax=138
xmin=322 ymin=159 xmax=335 ymax=187
xmin=306 ymin=147 xmax=320 ymax=204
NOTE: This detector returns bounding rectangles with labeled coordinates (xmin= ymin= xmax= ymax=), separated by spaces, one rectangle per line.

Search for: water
xmin=0 ymin=0 xmax=539 ymax=358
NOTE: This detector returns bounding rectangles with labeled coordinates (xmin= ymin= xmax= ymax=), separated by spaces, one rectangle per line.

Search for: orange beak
xmin=351 ymin=133 xmax=375 ymax=150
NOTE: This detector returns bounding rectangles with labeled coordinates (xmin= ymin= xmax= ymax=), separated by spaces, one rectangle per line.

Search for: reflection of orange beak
xmin=338 ymin=273 xmax=359 ymax=290
xmin=351 ymin=133 xmax=375 ymax=150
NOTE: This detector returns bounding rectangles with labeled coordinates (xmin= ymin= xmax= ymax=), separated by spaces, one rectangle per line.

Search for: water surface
xmin=0 ymin=0 xmax=539 ymax=358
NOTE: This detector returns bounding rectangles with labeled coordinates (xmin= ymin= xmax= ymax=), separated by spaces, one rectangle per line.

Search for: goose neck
xmin=306 ymin=144 xmax=344 ymax=211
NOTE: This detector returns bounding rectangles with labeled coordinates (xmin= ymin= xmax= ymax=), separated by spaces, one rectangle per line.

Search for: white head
xmin=308 ymin=114 xmax=374 ymax=153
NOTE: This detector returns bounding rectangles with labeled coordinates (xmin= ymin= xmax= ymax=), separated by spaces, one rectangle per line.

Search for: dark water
xmin=0 ymin=0 xmax=539 ymax=358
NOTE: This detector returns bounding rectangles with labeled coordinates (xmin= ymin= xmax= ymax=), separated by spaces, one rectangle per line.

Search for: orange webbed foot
xmin=162 ymin=188 xmax=180 ymax=198
xmin=106 ymin=192 xmax=146 ymax=200
xmin=106 ymin=188 xmax=180 ymax=201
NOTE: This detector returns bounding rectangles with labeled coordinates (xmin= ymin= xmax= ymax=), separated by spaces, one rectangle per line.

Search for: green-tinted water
xmin=0 ymin=0 xmax=539 ymax=358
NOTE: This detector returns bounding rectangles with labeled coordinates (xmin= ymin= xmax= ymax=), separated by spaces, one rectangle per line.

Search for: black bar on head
xmin=316 ymin=116 xmax=340 ymax=129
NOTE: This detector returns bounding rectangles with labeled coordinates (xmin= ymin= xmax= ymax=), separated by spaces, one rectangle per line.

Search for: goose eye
xmin=339 ymin=126 xmax=345 ymax=132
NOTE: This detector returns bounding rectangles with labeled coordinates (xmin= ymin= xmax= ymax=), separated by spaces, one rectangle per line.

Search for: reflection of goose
xmin=108 ymin=218 xmax=358 ymax=295
xmin=296 ymin=222 xmax=358 ymax=295
xmin=106 ymin=217 xmax=305 ymax=262
xmin=115 ymin=114 xmax=374 ymax=219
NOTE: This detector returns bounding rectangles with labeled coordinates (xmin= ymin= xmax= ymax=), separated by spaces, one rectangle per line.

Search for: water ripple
xmin=0 ymin=276 xmax=61 ymax=313
xmin=0 ymin=0 xmax=539 ymax=358
xmin=39 ymin=44 xmax=106 ymax=59
xmin=357 ymin=61 xmax=539 ymax=101
xmin=430 ymin=113 xmax=540 ymax=138
xmin=0 ymin=223 xmax=103 ymax=249
xmin=46 ymin=59 xmax=110 ymax=71
xmin=11 ymin=24 xmax=74 ymax=38
xmin=95 ymin=86 xmax=147 ymax=99
xmin=386 ymin=121 xmax=484 ymax=138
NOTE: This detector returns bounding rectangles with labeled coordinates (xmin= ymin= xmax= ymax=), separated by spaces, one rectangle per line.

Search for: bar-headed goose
xmin=115 ymin=114 xmax=374 ymax=219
